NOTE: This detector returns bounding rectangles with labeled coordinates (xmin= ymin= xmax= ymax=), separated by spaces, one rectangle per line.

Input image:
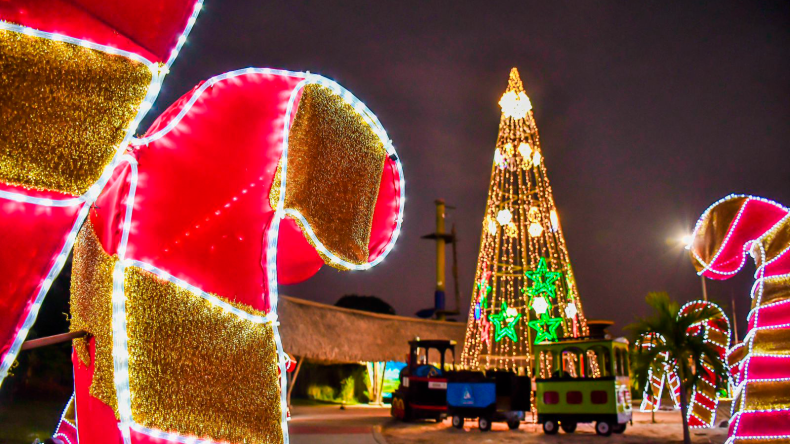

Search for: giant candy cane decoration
xmin=688 ymin=195 xmax=790 ymax=443
xmin=638 ymin=301 xmax=731 ymax=428
xmin=0 ymin=2 xmax=405 ymax=444
xmin=0 ymin=0 xmax=205 ymax=391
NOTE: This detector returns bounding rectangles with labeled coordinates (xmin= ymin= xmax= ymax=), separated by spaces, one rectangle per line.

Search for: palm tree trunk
xmin=678 ymin=367 xmax=691 ymax=444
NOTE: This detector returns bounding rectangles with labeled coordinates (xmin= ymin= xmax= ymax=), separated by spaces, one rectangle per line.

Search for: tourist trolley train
xmin=446 ymin=370 xmax=531 ymax=431
xmin=534 ymin=337 xmax=632 ymax=435
xmin=391 ymin=334 xmax=631 ymax=436
xmin=390 ymin=340 xmax=456 ymax=422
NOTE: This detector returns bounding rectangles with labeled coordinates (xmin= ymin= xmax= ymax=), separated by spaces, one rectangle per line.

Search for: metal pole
xmin=435 ymin=199 xmax=446 ymax=320
xmin=701 ymin=275 xmax=708 ymax=302
xmin=287 ymin=357 xmax=303 ymax=408
xmin=378 ymin=362 xmax=387 ymax=405
xmin=20 ymin=331 xmax=86 ymax=350
xmin=451 ymin=224 xmax=460 ymax=315
xmin=731 ymin=293 xmax=739 ymax=343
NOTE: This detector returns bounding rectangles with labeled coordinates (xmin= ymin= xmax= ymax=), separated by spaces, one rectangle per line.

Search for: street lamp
xmin=681 ymin=234 xmax=693 ymax=250
xmin=681 ymin=232 xmax=707 ymax=301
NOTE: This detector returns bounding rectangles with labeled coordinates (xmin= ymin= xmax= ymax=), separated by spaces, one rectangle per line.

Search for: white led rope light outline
xmin=692 ymin=197 xmax=751 ymax=276
xmin=266 ymin=73 xmax=405 ymax=443
xmin=0 ymin=201 xmax=90 ymax=386
xmin=736 ymin=248 xmax=790 ymax=438
xmin=131 ymin=69 xmax=396 ymax=154
xmin=690 ymin=195 xmax=789 ymax=277
xmin=691 ymin=318 xmax=730 ymax=426
xmin=689 ymin=196 xmax=790 ymax=442
xmin=0 ymin=0 xmax=203 ymax=72
xmin=0 ymin=0 xmax=205 ymax=206
xmin=0 ymin=21 xmax=158 ymax=67
xmin=56 ymin=392 xmax=77 ymax=429
xmin=115 ymin=74 xmax=303 ymax=444
xmin=638 ymin=333 xmax=674 ymax=412
xmin=53 ymin=433 xmax=74 ymax=444
xmin=747 ymin=296 xmax=790 ymax=323
xmin=123 ymin=259 xmax=278 ymax=325
xmin=679 ymin=300 xmax=731 ymax=428
xmin=0 ymin=22 xmax=162 ymax=202
xmin=52 ymin=391 xmax=77 ymax=444
xmin=108 ymin=156 xmax=138 ymax=443
xmin=53 ymin=416 xmax=77 ymax=444
xmin=752 ymin=212 xmax=790 ymax=276
xmin=637 ymin=303 xmax=732 ymax=425
xmin=107 ymin=156 xmax=280 ymax=444
xmin=109 ymin=71 xmax=404 ymax=444
xmin=130 ymin=68 xmax=406 ymax=271
xmin=0 ymin=1 xmax=205 ymax=388
xmin=728 ymin=242 xmax=790 ymax=442
xmin=641 ymin=366 xmax=667 ymax=412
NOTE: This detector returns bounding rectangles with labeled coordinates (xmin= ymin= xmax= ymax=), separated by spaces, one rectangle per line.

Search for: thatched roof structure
xmin=278 ymin=295 xmax=466 ymax=363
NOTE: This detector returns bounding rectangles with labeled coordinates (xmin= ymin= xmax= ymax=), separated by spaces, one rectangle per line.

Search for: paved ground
xmin=288 ymin=403 xmax=729 ymax=444
xmin=382 ymin=409 xmax=729 ymax=444
xmin=288 ymin=403 xmax=390 ymax=444
xmin=1 ymin=398 xmax=730 ymax=444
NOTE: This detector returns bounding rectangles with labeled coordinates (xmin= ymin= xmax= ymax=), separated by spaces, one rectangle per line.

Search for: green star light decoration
xmin=488 ymin=301 xmax=522 ymax=343
xmin=529 ymin=314 xmax=563 ymax=343
xmin=524 ymin=257 xmax=564 ymax=344
xmin=525 ymin=257 xmax=562 ymax=300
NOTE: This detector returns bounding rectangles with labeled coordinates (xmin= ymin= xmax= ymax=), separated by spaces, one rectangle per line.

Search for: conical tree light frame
xmin=461 ymin=68 xmax=588 ymax=374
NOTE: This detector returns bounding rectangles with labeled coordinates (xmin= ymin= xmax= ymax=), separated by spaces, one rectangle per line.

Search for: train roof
xmin=533 ymin=336 xmax=629 ymax=350
xmin=408 ymin=339 xmax=457 ymax=349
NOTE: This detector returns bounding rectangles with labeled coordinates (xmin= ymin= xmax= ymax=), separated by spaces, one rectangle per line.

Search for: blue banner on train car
xmin=447 ymin=382 xmax=496 ymax=409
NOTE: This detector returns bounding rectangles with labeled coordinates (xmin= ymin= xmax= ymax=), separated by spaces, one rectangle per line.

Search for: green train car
xmin=534 ymin=337 xmax=632 ymax=436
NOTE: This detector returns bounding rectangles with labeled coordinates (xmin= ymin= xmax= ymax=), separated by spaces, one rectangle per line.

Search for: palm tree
xmin=627 ymin=292 xmax=729 ymax=444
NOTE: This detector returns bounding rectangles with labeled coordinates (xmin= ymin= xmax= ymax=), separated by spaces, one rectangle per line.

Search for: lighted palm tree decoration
xmin=628 ymin=293 xmax=729 ymax=444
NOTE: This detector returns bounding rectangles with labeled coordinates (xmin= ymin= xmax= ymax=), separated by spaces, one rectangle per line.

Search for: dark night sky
xmin=143 ymin=1 xmax=790 ymax=338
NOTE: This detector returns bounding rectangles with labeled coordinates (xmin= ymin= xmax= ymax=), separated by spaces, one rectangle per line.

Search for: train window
xmin=543 ymin=391 xmax=560 ymax=404
xmin=566 ymin=391 xmax=583 ymax=404
xmin=585 ymin=346 xmax=611 ymax=378
xmin=618 ymin=347 xmax=627 ymax=376
xmin=623 ymin=349 xmax=630 ymax=375
xmin=539 ymin=350 xmax=556 ymax=379
xmin=591 ymin=390 xmax=608 ymax=404
xmin=561 ymin=347 xmax=583 ymax=378
xmin=614 ymin=348 xmax=622 ymax=376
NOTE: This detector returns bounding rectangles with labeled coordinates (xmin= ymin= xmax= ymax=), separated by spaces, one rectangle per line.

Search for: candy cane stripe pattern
xmin=680 ymin=301 xmax=731 ymax=428
xmin=688 ymin=195 xmax=790 ymax=443
xmin=638 ymin=301 xmax=731 ymax=429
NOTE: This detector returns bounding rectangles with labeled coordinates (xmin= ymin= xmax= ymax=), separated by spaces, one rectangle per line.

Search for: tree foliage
xmin=335 ymin=294 xmax=395 ymax=315
xmin=626 ymin=292 xmax=729 ymax=444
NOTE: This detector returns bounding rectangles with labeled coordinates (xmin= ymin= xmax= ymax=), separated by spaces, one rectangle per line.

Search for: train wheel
xmin=507 ymin=417 xmax=520 ymax=430
xmin=543 ymin=419 xmax=559 ymax=435
xmin=478 ymin=416 xmax=492 ymax=432
xmin=402 ymin=402 xmax=413 ymax=422
xmin=612 ymin=422 xmax=627 ymax=434
xmin=452 ymin=415 xmax=464 ymax=429
xmin=560 ymin=421 xmax=577 ymax=433
xmin=390 ymin=398 xmax=402 ymax=419
xmin=595 ymin=421 xmax=612 ymax=436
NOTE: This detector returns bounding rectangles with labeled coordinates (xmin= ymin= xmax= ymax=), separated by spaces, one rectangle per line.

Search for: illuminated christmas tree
xmin=461 ymin=68 xmax=588 ymax=374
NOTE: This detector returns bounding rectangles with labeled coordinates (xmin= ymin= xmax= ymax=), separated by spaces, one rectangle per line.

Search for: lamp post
xmin=682 ymin=233 xmax=707 ymax=302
